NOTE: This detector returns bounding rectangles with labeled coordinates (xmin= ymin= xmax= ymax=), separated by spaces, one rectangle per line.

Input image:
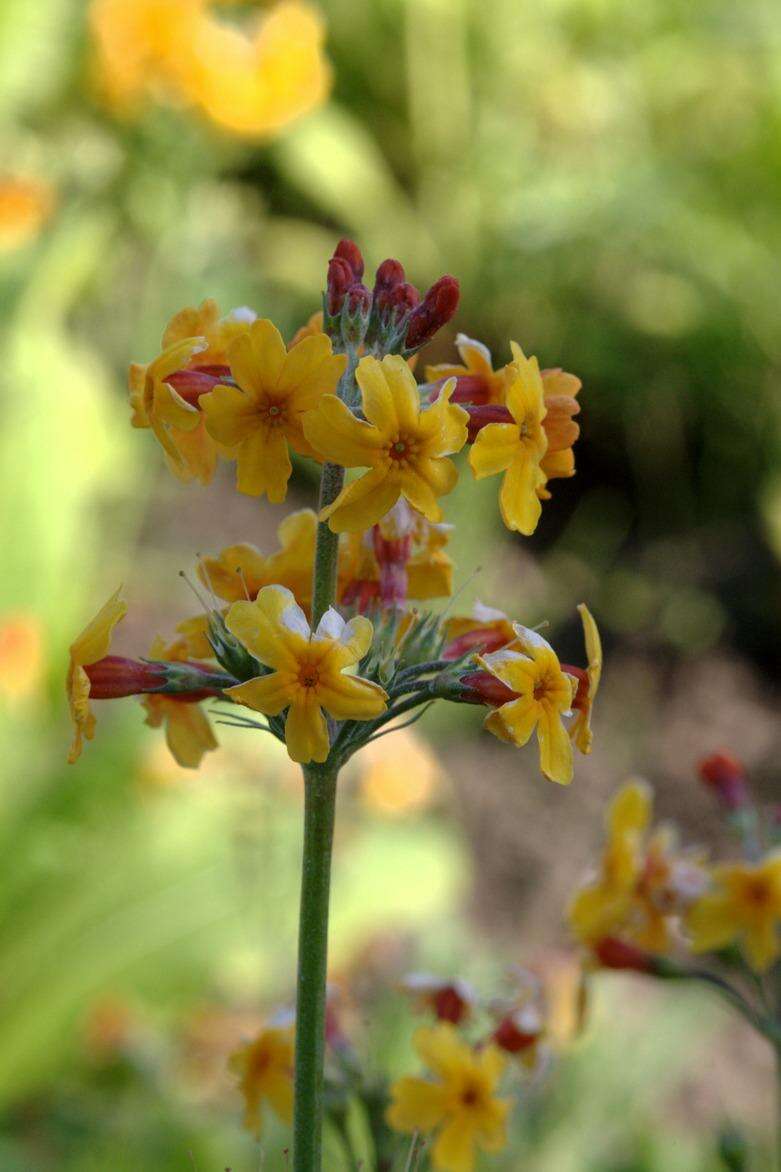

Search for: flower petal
xmin=536 ymin=705 xmax=574 ymax=784
xmin=226 ymin=585 xmax=301 ymax=669
xmin=303 ymin=394 xmax=385 ymax=467
xmin=321 ymin=467 xmax=401 ymax=533
xmin=229 ymin=318 xmax=286 ymax=396
xmin=469 ymin=423 xmax=519 ymax=479
xmin=499 ymin=455 xmax=544 ymax=535
xmin=284 ymin=703 xmax=329 ymax=763
xmin=226 ymin=672 xmax=294 ymax=716
xmin=386 ymin=1077 xmax=448 ymax=1133
xmin=236 ymin=427 xmax=292 ymax=502
xmin=164 ymin=702 xmax=218 ymax=768
xmin=317 ymin=672 xmax=387 ymax=720
xmin=432 ymin=1115 xmax=478 ymax=1172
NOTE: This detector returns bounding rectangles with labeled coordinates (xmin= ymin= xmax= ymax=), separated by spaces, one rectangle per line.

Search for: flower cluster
xmin=66 ymin=237 xmax=598 ymax=787
xmin=569 ymin=755 xmax=781 ymax=1042
xmin=89 ymin=0 xmax=330 ymax=137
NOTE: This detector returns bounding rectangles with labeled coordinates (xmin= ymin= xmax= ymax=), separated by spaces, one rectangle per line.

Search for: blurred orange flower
xmin=0 ymin=178 xmax=55 ymax=252
xmin=358 ymin=728 xmax=442 ymax=816
xmin=89 ymin=0 xmax=331 ymax=138
xmin=0 ymin=612 xmax=45 ymax=705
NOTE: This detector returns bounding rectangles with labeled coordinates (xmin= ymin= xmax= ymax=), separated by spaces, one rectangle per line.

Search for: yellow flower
xmin=229 ymin=1024 xmax=294 ymax=1136
xmin=426 ymin=333 xmax=512 ymax=406
xmin=0 ymin=177 xmax=55 ymax=252
xmin=477 ymin=624 xmax=577 ymax=785
xmin=338 ymin=503 xmax=454 ymax=607
xmin=224 ymin=585 xmax=387 ymax=764
xmin=0 ymin=612 xmax=44 ymax=706
xmin=468 ymin=345 xmax=548 ymax=535
xmin=303 ymin=355 xmax=468 ymax=533
xmin=129 ymin=301 xmax=256 ymax=484
xmin=387 ymin=1024 xmax=509 ymax=1172
xmin=141 ymin=637 xmax=218 ymax=769
xmin=201 ymin=319 xmax=346 ymax=502
xmin=66 ymin=589 xmax=127 ymax=764
xmin=537 ymin=367 xmax=581 ymax=500
xmin=569 ymin=603 xmax=602 ymax=755
xmin=89 ymin=0 xmax=203 ymax=110
xmin=568 ymin=782 xmax=708 ymax=955
xmin=186 ymin=2 xmax=331 ymax=138
xmin=688 ymin=853 xmax=781 ymax=972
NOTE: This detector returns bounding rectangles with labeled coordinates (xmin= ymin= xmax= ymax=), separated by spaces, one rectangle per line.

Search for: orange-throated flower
xmin=141 ymin=636 xmax=218 ymax=769
xmin=303 ymin=354 xmax=468 ymax=533
xmin=129 ymin=300 xmax=256 ymax=483
xmin=229 ymin=1023 xmax=294 ymax=1137
xmin=687 ymin=853 xmax=781 ymax=972
xmin=471 ymin=624 xmax=578 ymax=784
xmin=224 ymin=585 xmax=388 ymax=763
xmin=386 ymin=1023 xmax=509 ymax=1172
xmin=201 ymin=318 xmax=346 ymax=502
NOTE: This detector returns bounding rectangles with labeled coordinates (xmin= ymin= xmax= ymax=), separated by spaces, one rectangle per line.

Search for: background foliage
xmin=1 ymin=0 xmax=779 ymax=1167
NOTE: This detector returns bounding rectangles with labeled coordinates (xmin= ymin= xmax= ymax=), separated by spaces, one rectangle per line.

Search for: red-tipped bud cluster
xmin=84 ymin=655 xmax=168 ymax=699
xmin=326 ymin=256 xmax=354 ymax=315
xmin=594 ymin=937 xmax=655 ymax=973
xmin=698 ymin=751 xmax=749 ymax=811
xmin=333 ymin=237 xmax=364 ymax=281
xmin=458 ymin=669 xmax=518 ymax=707
xmin=167 ymin=367 xmax=229 ymax=407
xmin=464 ymin=403 xmax=514 ymax=443
xmin=404 ymin=275 xmax=460 ymax=350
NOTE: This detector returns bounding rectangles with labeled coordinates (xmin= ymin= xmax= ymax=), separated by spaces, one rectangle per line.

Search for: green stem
xmin=293 ymin=761 xmax=338 ymax=1170
xmin=311 ymin=462 xmax=345 ymax=627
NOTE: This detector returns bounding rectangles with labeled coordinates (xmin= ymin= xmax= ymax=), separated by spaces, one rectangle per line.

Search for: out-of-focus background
xmin=1 ymin=0 xmax=780 ymax=1167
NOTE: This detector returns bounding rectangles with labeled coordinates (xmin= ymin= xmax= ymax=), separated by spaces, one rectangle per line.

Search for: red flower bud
xmin=442 ymin=627 xmax=512 ymax=661
xmin=166 ymin=367 xmax=227 ymax=407
xmin=464 ymin=403 xmax=514 ymax=442
xmin=346 ymin=282 xmax=372 ymax=316
xmin=698 ymin=751 xmax=749 ymax=811
xmin=449 ymin=374 xmax=494 ymax=406
xmin=84 ymin=655 xmax=168 ymax=699
xmin=333 ymin=238 xmax=364 ymax=280
xmin=458 ymin=669 xmax=518 ymax=706
xmin=594 ymin=937 xmax=655 ymax=973
xmin=404 ymin=275 xmax=460 ymax=349
xmin=373 ymin=258 xmax=406 ymax=310
xmin=560 ymin=664 xmax=589 ymax=712
xmin=326 ymin=256 xmax=354 ymax=315
xmin=493 ymin=1014 xmax=540 ymax=1054
xmin=432 ymin=984 xmax=471 ymax=1025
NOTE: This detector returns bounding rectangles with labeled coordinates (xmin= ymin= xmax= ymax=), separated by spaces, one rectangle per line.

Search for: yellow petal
xmin=71 ymin=588 xmax=127 ymax=667
xmin=491 ymin=695 xmax=538 ymax=747
xmin=280 ymin=333 xmax=346 ymax=410
xmin=164 ymin=702 xmax=218 ymax=768
xmin=743 ymin=916 xmax=780 ymax=972
xmin=432 ymin=1116 xmax=478 ymax=1172
xmin=226 ymin=673 xmax=293 ymax=716
xmin=687 ymin=893 xmax=740 ymax=955
xmin=608 ymin=781 xmax=652 ymax=837
xmin=468 ymin=423 xmax=519 ymax=479
xmin=201 ymin=382 xmax=259 ymax=447
xmin=229 ymin=318 xmax=286 ymax=397
xmin=284 ymin=703 xmax=329 ymax=763
xmin=418 ymin=380 xmax=468 ymax=455
xmin=386 ymin=1077 xmax=448 ymax=1133
xmin=414 ymin=1024 xmax=473 ymax=1080
xmin=303 ymin=394 xmax=385 ymax=467
xmin=321 ymin=467 xmax=401 ymax=533
xmin=499 ymin=455 xmax=544 ymax=535
xmin=536 ymin=706 xmax=574 ymax=784
xmin=226 ymin=585 xmax=301 ymax=669
xmin=316 ymin=672 xmax=387 ymax=720
xmin=236 ymin=427 xmax=292 ymax=502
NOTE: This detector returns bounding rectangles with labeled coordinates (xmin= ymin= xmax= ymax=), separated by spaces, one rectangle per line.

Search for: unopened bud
xmin=698 ymin=751 xmax=749 ymax=811
xmin=464 ymin=403 xmax=513 ymax=443
xmin=166 ymin=366 xmax=228 ymax=407
xmin=458 ymin=669 xmax=517 ymax=706
xmin=404 ymin=275 xmax=460 ymax=350
xmin=333 ymin=238 xmax=364 ymax=280
xmin=373 ymin=258 xmax=406 ymax=312
xmin=442 ymin=627 xmax=511 ymax=661
xmin=342 ymin=282 xmax=373 ymax=347
xmin=84 ymin=655 xmax=167 ymax=699
xmin=207 ymin=611 xmax=261 ymax=681
xmin=326 ymin=256 xmax=354 ymax=316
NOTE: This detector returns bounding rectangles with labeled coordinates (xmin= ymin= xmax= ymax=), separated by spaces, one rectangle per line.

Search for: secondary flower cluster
xmin=570 ymin=753 xmax=781 ymax=997
xmin=90 ymin=0 xmax=330 ymax=137
xmin=66 ymin=238 xmax=598 ymax=786
xmin=230 ymin=969 xmax=552 ymax=1172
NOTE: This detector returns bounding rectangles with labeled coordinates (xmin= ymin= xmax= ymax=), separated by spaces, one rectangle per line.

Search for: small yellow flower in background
xmin=387 ymin=1023 xmax=509 ymax=1172
xmin=0 ymin=177 xmax=55 ymax=252
xmin=478 ymin=625 xmax=577 ymax=784
xmin=537 ymin=366 xmax=581 ymax=499
xmin=468 ymin=345 xmax=548 ymax=535
xmin=229 ymin=1024 xmax=294 ymax=1136
xmin=304 ymin=355 xmax=468 ymax=533
xmin=90 ymin=0 xmax=330 ymax=139
xmin=225 ymin=585 xmax=387 ymax=764
xmin=201 ymin=319 xmax=346 ymax=502
xmin=426 ymin=333 xmax=513 ymax=406
xmin=0 ymin=612 xmax=45 ymax=706
xmin=141 ymin=636 xmax=218 ymax=769
xmin=569 ymin=603 xmax=602 ymax=754
xmin=66 ymin=589 xmax=127 ymax=764
xmin=688 ymin=853 xmax=781 ymax=972
xmin=357 ymin=727 xmax=442 ymax=816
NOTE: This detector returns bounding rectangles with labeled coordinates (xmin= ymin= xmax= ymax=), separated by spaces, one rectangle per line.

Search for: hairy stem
xmin=293 ymin=762 xmax=338 ymax=1170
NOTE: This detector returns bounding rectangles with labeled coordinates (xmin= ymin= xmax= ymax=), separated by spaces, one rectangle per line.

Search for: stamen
xmin=439 ymin=564 xmax=484 ymax=621
xmin=195 ymin=555 xmax=220 ymax=610
xmin=235 ymin=565 xmax=252 ymax=601
xmin=179 ymin=569 xmax=213 ymax=613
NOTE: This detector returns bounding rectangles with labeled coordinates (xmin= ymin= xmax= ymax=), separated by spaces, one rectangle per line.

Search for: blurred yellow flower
xmin=304 ymin=356 xmax=467 ymax=533
xmin=358 ymin=728 xmax=442 ymax=816
xmin=0 ymin=177 xmax=54 ymax=252
xmin=477 ymin=624 xmax=576 ymax=784
xmin=199 ymin=508 xmax=317 ymax=607
xmin=229 ymin=1024 xmax=294 ymax=1136
xmin=468 ymin=345 xmax=548 ymax=536
xmin=569 ymin=603 xmax=602 ymax=755
xmin=688 ymin=853 xmax=781 ymax=972
xmin=90 ymin=0 xmax=330 ymax=138
xmin=141 ymin=636 xmax=218 ymax=769
xmin=66 ymin=589 xmax=127 ymax=764
xmin=225 ymin=585 xmax=387 ymax=764
xmin=0 ymin=612 xmax=45 ymax=706
xmin=201 ymin=319 xmax=346 ymax=502
xmin=387 ymin=1023 xmax=509 ymax=1172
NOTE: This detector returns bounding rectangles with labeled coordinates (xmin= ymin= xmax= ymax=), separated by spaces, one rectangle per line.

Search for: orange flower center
xmin=459 ymin=1080 xmax=483 ymax=1109
xmin=387 ymin=434 xmax=419 ymax=465
xmin=744 ymin=878 xmax=772 ymax=907
xmin=262 ymin=401 xmax=287 ymax=426
xmin=298 ymin=664 xmax=320 ymax=689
